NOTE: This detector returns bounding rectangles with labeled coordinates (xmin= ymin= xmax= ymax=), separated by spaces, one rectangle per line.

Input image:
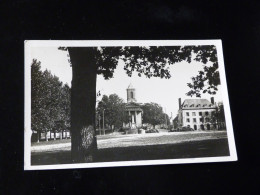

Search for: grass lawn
xmin=31 ymin=131 xmax=230 ymax=165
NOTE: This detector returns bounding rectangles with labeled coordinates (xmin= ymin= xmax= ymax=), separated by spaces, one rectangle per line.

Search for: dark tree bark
xmin=69 ymin=48 xmax=98 ymax=163
xmin=45 ymin=130 xmax=48 ymax=141
xmin=37 ymin=131 xmax=40 ymax=143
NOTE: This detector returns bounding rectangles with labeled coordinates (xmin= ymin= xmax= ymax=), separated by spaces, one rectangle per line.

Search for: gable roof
xmin=181 ymin=99 xmax=215 ymax=109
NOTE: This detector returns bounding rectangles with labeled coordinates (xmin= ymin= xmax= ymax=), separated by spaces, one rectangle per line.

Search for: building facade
xmin=177 ymin=97 xmax=217 ymax=130
xmin=124 ymin=83 xmax=143 ymax=129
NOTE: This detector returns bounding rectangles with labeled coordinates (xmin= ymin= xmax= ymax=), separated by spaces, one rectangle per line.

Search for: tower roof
xmin=127 ymin=83 xmax=134 ymax=89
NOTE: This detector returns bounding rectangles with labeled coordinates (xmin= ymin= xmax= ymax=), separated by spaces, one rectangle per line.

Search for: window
xmin=193 ymin=118 xmax=196 ymax=122
xmin=196 ymin=104 xmax=201 ymax=107
xmin=190 ymin=104 xmax=194 ymax=107
xmin=186 ymin=112 xmax=189 ymax=116
xmin=199 ymin=112 xmax=202 ymax=116
xmin=200 ymin=118 xmax=204 ymax=122
xmin=205 ymin=118 xmax=209 ymax=122
xmin=131 ymin=91 xmax=134 ymax=98
xmin=192 ymin=112 xmax=196 ymax=116
xmin=186 ymin=118 xmax=190 ymax=122
xmin=205 ymin=111 xmax=209 ymax=116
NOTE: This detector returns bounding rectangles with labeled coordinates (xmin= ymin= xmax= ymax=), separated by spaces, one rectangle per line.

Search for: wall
xmin=181 ymin=108 xmax=216 ymax=130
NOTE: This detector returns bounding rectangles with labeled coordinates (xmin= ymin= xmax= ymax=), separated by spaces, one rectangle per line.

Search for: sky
xmin=30 ymin=47 xmax=223 ymax=118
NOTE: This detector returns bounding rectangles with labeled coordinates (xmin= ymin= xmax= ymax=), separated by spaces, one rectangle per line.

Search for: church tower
xmin=125 ymin=83 xmax=143 ymax=130
xmin=126 ymin=83 xmax=136 ymax=103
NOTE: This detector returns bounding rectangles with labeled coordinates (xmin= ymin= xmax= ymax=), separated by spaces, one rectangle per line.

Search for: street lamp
xmin=164 ymin=107 xmax=167 ymax=128
xmin=98 ymin=114 xmax=101 ymax=135
xmin=103 ymin=109 xmax=105 ymax=135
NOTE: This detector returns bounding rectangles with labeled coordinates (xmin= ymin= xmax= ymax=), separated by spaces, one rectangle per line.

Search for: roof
xmin=127 ymin=83 xmax=134 ymax=89
xmin=181 ymin=99 xmax=215 ymax=110
xmin=125 ymin=102 xmax=143 ymax=112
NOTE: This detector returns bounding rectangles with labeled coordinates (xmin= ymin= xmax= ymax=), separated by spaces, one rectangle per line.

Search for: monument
xmin=125 ymin=83 xmax=143 ymax=129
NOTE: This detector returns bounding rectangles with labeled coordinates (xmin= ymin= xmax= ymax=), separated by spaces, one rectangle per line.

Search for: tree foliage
xmin=96 ymin=94 xmax=126 ymax=129
xmin=141 ymin=103 xmax=169 ymax=127
xmin=211 ymin=103 xmax=226 ymax=124
xmin=31 ymin=59 xmax=71 ymax=136
xmin=61 ymin=45 xmax=220 ymax=97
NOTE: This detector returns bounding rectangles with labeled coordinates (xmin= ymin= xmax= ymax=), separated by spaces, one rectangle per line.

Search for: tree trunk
xmin=45 ymin=131 xmax=48 ymax=142
xmin=69 ymin=48 xmax=98 ymax=163
xmin=54 ymin=130 xmax=56 ymax=140
xmin=37 ymin=131 xmax=40 ymax=143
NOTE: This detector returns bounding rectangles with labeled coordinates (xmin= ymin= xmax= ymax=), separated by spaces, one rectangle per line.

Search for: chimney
xmin=178 ymin=98 xmax=181 ymax=109
xmin=210 ymin=97 xmax=214 ymax=104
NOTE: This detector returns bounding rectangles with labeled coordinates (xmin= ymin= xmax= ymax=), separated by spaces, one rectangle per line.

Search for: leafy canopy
xmin=96 ymin=94 xmax=127 ymax=129
xmin=60 ymin=45 xmax=219 ymax=97
xmin=31 ymin=59 xmax=71 ymax=133
xmin=141 ymin=102 xmax=169 ymax=127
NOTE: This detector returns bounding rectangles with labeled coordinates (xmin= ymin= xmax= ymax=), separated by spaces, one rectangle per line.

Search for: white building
xmin=177 ymin=97 xmax=217 ymax=130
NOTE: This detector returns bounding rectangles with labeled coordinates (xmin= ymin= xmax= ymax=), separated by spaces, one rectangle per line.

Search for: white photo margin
xmin=24 ymin=40 xmax=237 ymax=170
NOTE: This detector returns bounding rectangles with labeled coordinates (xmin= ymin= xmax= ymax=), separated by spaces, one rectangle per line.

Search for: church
xmin=124 ymin=83 xmax=143 ymax=129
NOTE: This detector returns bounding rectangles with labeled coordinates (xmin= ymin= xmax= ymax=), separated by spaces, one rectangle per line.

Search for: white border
xmin=24 ymin=40 xmax=237 ymax=170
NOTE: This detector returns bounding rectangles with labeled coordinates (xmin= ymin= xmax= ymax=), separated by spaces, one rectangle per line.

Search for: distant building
xmin=124 ymin=83 xmax=143 ymax=129
xmin=177 ymin=97 xmax=217 ymax=130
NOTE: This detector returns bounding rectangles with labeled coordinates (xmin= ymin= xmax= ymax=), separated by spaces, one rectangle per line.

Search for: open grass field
xmin=31 ymin=131 xmax=230 ymax=165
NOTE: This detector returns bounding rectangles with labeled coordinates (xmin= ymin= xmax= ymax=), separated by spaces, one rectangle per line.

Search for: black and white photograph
xmin=24 ymin=40 xmax=237 ymax=170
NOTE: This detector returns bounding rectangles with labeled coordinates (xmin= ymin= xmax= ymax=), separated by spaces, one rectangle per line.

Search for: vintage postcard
xmin=24 ymin=40 xmax=237 ymax=170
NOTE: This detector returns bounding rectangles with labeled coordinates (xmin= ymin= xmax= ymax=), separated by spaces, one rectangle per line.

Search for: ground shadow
xmin=31 ymin=138 xmax=230 ymax=166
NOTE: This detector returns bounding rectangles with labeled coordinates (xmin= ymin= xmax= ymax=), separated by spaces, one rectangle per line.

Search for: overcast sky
xmin=30 ymin=47 xmax=223 ymax=118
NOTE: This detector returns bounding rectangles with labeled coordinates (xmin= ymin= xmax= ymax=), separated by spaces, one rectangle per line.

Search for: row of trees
xmin=31 ymin=57 xmax=169 ymax=142
xmin=96 ymin=94 xmax=170 ymax=131
xmin=31 ymin=59 xmax=71 ymax=142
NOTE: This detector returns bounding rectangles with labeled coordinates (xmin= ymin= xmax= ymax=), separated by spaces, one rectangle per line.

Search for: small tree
xmin=97 ymin=94 xmax=125 ymax=131
xmin=141 ymin=103 xmax=166 ymax=129
xmin=211 ymin=103 xmax=226 ymax=130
